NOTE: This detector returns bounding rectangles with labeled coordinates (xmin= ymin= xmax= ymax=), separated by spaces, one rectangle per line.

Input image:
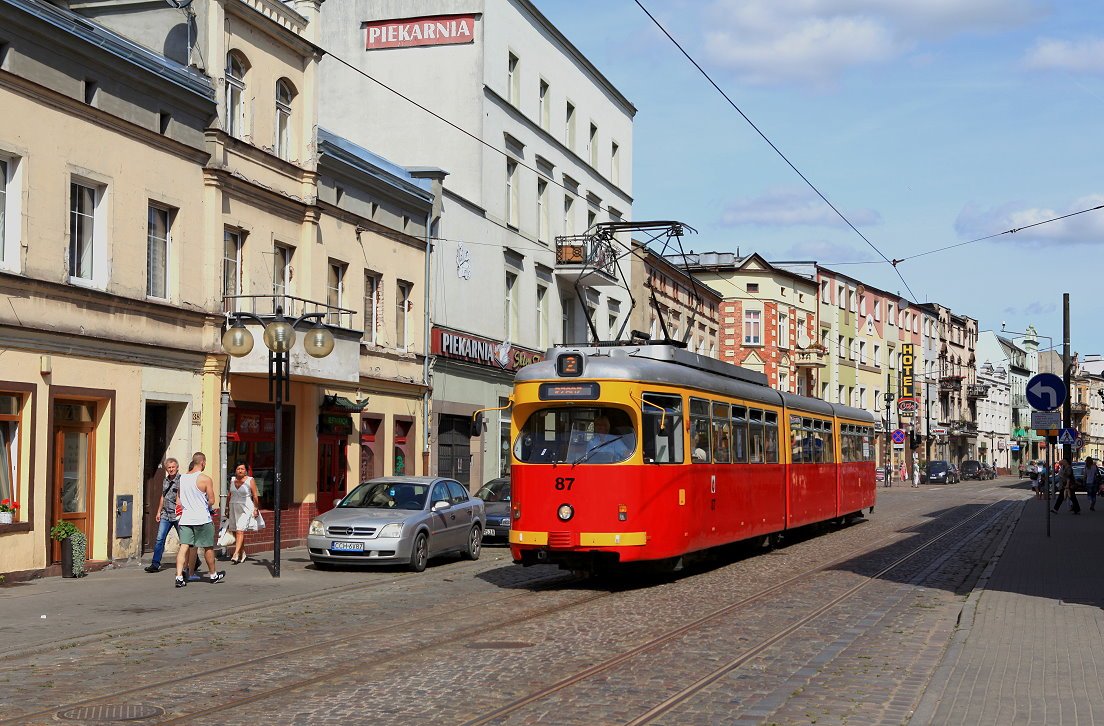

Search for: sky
xmin=535 ymin=0 xmax=1104 ymax=357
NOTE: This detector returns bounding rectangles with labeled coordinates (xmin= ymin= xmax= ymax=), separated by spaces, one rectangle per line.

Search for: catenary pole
xmin=1063 ymin=293 xmax=1071 ymax=466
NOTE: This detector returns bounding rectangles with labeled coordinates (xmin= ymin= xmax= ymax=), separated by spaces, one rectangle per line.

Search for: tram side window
xmin=731 ymin=406 xmax=748 ymax=463
xmin=822 ymin=420 xmax=835 ymax=464
xmin=642 ymin=393 xmax=683 ymax=464
xmin=864 ymin=427 xmax=875 ymax=461
xmin=711 ymin=402 xmax=731 ymax=463
xmin=748 ymin=409 xmax=764 ymax=463
xmin=790 ymin=416 xmax=804 ymax=464
xmin=841 ymin=425 xmax=855 ymax=463
xmin=764 ymin=412 xmax=779 ymax=463
xmin=690 ymin=398 xmax=711 ymax=463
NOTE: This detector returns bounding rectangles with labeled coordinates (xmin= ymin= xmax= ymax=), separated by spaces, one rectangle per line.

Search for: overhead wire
xmin=632 ymin=0 xmax=919 ymax=303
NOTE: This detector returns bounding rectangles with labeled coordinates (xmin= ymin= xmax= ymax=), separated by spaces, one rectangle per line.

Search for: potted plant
xmin=50 ymin=521 xmax=86 ymax=578
xmin=0 ymin=499 xmax=17 ymax=525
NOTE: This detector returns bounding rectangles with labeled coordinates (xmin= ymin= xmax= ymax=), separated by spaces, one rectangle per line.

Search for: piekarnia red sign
xmin=364 ymin=15 xmax=476 ymax=50
xmin=432 ymin=327 xmax=543 ymax=373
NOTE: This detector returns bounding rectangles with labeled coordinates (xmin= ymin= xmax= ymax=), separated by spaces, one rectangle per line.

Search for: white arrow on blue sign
xmin=1026 ymin=373 xmax=1066 ymax=411
xmin=1058 ymin=428 xmax=1078 ymax=445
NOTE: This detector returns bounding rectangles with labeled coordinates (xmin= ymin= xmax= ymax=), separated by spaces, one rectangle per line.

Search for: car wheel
xmin=408 ymin=532 xmax=429 ymax=572
xmin=463 ymin=525 xmax=482 ymax=560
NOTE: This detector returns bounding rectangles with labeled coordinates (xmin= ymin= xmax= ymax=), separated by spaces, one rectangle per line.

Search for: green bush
xmin=50 ymin=520 xmax=80 ymax=542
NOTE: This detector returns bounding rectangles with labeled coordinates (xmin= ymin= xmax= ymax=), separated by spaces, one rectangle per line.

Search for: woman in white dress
xmin=227 ymin=463 xmax=260 ymax=563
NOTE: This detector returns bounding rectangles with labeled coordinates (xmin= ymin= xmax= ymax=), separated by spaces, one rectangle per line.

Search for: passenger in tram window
xmin=692 ymin=426 xmax=710 ymax=463
xmin=714 ymin=429 xmax=731 ymax=463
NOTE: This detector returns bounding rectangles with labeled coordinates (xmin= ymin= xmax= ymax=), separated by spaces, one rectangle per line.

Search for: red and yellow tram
xmin=502 ymin=344 xmax=876 ymax=569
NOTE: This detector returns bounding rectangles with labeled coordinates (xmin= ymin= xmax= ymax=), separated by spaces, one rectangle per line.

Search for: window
xmin=83 ymin=78 xmax=98 ymax=105
xmin=505 ymin=271 xmax=519 ymax=341
xmin=275 ymin=79 xmax=293 ymax=161
xmin=764 ymin=411 xmax=779 ymax=463
xmin=838 ymin=335 xmax=845 ymax=358
xmin=537 ymin=178 xmax=549 ymax=242
xmin=874 ymin=344 xmax=880 ymax=367
xmin=859 ymin=340 xmax=867 ymax=365
xmin=69 ymin=182 xmax=97 ymax=281
xmin=588 ymin=123 xmax=598 ymax=167
xmin=743 ymin=310 xmax=761 ymax=345
xmin=273 ymin=244 xmax=293 ymax=305
xmin=642 ymin=393 xmax=683 ymax=464
xmin=396 ymin=281 xmax=411 ymax=350
xmin=690 ymin=398 xmax=711 ymax=463
xmin=611 ymin=141 xmax=620 ymax=185
xmin=587 ymin=208 xmax=596 ymax=229
xmin=327 ymin=261 xmax=345 ymax=324
xmin=0 ymin=159 xmax=6 ymax=264
xmin=364 ymin=272 xmax=380 ymax=344
xmin=566 ymin=102 xmax=576 ymax=149
xmin=820 ymin=280 xmax=830 ymax=303
xmin=507 ymin=52 xmax=520 ymax=107
xmin=563 ymin=195 xmax=574 ymax=234
xmin=0 ymin=394 xmax=19 ymax=514
xmin=536 ymin=284 xmax=549 ymax=348
xmin=887 ymin=302 xmax=895 ymax=326
xmin=505 ymin=160 xmax=519 ymax=226
xmin=732 ymin=405 xmax=748 ymax=463
xmin=859 ymin=295 xmax=867 ymax=316
xmin=146 ymin=205 xmax=171 ymax=299
xmin=711 ymin=402 xmax=731 ymax=463
xmin=874 ymin=301 xmax=881 ymax=321
xmin=225 ymin=52 xmax=246 ymax=138
xmin=837 ymin=284 xmax=845 ymax=308
xmin=223 ymin=229 xmax=242 ymax=307
xmin=777 ymin=313 xmax=789 ymax=348
xmin=747 ymin=283 xmax=759 ymax=293
xmin=539 ymin=79 xmax=550 ymax=130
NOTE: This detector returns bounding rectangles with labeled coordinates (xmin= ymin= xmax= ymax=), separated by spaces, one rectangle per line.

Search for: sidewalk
xmin=912 ymin=489 xmax=1104 ymax=724
xmin=0 ymin=547 xmax=403 ymax=658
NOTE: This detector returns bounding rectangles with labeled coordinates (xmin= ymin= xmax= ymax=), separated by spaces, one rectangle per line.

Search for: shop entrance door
xmin=142 ymin=404 xmax=168 ymax=552
xmin=437 ymin=415 xmax=472 ymax=489
xmin=52 ymin=402 xmax=95 ymax=563
xmin=317 ymin=437 xmax=347 ymax=513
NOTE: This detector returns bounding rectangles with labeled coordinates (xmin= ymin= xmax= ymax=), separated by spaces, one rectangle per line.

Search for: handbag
xmin=248 ymin=512 xmax=266 ymax=531
xmin=217 ymin=524 xmax=236 ymax=547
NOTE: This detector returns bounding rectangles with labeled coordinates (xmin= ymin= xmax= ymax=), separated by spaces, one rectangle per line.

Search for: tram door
xmin=437 ymin=415 xmax=472 ymax=489
xmin=316 ymin=437 xmax=347 ymax=513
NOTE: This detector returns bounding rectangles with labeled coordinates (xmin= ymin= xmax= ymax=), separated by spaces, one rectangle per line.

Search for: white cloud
xmin=701 ymin=0 xmax=1041 ymax=86
xmin=720 ymin=187 xmax=882 ymax=228
xmin=778 ymin=239 xmax=874 ymax=262
xmin=954 ymin=194 xmax=1104 ymax=246
xmin=1024 ymin=37 xmax=1104 ymax=74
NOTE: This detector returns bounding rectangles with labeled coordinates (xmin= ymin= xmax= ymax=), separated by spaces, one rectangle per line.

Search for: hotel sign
xmin=899 ymin=343 xmax=916 ymax=418
xmin=432 ymin=327 xmax=543 ymax=373
xmin=364 ymin=15 xmax=476 ymax=50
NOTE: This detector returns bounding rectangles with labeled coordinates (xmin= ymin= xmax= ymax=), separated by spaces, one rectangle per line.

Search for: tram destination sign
xmin=539 ymin=382 xmax=600 ymax=401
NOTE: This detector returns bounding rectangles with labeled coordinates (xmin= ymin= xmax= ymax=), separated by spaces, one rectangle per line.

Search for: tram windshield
xmin=514 ymin=407 xmax=636 ymax=464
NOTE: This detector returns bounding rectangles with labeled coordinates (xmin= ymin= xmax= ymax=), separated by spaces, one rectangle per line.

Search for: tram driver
xmin=585 ymin=411 xmax=634 ymax=463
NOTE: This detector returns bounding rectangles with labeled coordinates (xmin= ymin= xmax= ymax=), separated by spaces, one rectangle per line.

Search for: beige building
xmin=628 ymin=241 xmax=720 ymax=354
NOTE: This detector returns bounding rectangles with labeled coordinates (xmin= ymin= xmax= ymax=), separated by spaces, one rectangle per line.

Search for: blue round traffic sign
xmin=1026 ymin=373 xmax=1066 ymax=411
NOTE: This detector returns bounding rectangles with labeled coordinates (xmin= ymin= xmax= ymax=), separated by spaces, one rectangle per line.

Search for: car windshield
xmin=338 ymin=482 xmax=429 ymax=510
xmin=962 ymin=461 xmax=980 ymax=470
xmin=475 ymin=479 xmax=511 ymax=502
xmin=514 ymin=407 xmax=636 ymax=465
xmin=928 ymin=462 xmax=948 ymax=472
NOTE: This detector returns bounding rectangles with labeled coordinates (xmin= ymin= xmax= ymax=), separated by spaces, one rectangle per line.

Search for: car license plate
xmin=331 ymin=541 xmax=364 ymax=552
xmin=483 ymin=528 xmax=496 ymax=537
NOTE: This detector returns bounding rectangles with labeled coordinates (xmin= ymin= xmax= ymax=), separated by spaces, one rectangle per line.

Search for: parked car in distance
xmin=475 ymin=476 xmax=511 ymax=544
xmin=960 ymin=460 xmax=983 ymax=480
xmin=307 ymin=476 xmax=485 ymax=572
xmin=925 ymin=460 xmax=954 ymax=484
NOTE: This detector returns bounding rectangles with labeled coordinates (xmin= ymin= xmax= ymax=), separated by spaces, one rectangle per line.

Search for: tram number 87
xmin=554 ymin=477 xmax=575 ymax=491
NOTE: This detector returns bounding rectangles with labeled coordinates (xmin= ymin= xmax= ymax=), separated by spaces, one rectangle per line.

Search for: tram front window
xmin=514 ymin=407 xmax=636 ymax=464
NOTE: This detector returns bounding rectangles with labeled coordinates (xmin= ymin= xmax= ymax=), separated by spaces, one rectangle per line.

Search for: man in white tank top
xmin=174 ymin=452 xmax=225 ymax=587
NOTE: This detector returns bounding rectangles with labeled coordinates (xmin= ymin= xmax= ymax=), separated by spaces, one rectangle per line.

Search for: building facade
xmin=316 ymin=0 xmax=636 ymax=487
xmin=975 ymin=361 xmax=1010 ymax=472
xmin=921 ymin=303 xmax=980 ymax=463
xmin=628 ymin=241 xmax=720 ymax=354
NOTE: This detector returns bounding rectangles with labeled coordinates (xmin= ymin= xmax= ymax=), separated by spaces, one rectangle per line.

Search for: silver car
xmin=307 ymin=476 xmax=485 ymax=572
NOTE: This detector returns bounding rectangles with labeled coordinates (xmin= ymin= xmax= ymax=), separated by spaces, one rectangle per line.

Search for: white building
xmin=317 ymin=1 xmax=635 ymax=487
xmin=975 ymin=361 xmax=1011 ymax=472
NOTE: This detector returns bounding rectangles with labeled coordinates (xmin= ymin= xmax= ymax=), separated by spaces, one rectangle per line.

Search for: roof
xmin=321 ymin=395 xmax=371 ymax=413
xmin=317 ymin=128 xmax=435 ymax=206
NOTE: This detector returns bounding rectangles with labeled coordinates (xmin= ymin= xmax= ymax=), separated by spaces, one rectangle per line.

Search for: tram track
xmin=462 ymin=497 xmax=1016 ymax=726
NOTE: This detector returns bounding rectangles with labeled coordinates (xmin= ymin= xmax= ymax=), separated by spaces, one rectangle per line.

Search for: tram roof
xmin=518 ymin=345 xmax=873 ymax=423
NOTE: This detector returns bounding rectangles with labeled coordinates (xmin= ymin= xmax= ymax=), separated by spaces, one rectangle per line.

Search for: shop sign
xmin=364 ymin=14 xmax=476 ymax=50
xmin=318 ymin=413 xmax=353 ymax=437
xmin=900 ymin=343 xmax=915 ymax=398
xmin=432 ymin=327 xmax=543 ymax=372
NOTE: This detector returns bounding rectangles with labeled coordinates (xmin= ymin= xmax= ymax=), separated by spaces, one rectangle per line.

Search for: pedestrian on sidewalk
xmin=174 ymin=452 xmax=226 ymax=587
xmin=144 ymin=458 xmax=180 ymax=573
xmin=1086 ymin=457 xmax=1100 ymax=511
xmin=1052 ymin=458 xmax=1081 ymax=515
xmin=227 ymin=463 xmax=260 ymax=564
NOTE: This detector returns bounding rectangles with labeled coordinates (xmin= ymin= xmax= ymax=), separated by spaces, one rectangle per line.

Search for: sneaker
xmin=209 ymin=571 xmax=226 ymax=583
xmin=174 ymin=575 xmax=186 ymax=588
xmin=144 ymin=564 xmax=161 ymax=573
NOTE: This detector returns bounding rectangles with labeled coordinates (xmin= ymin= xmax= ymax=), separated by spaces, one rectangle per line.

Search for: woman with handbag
xmin=227 ymin=463 xmax=261 ymax=563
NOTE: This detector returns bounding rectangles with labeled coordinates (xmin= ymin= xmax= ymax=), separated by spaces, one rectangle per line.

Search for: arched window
xmin=275 ymin=79 xmax=294 ymax=160
xmin=225 ymin=52 xmax=247 ymax=138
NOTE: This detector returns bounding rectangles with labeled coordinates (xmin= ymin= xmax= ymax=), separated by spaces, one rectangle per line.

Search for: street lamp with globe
xmin=222 ymin=308 xmax=336 ymax=577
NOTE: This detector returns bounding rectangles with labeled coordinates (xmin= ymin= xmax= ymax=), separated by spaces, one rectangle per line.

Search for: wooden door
xmin=52 ymin=418 xmax=94 ymax=563
xmin=316 ymin=437 xmax=347 ymax=513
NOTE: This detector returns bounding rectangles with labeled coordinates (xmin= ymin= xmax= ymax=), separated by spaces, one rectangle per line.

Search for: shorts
xmin=179 ymin=522 xmax=215 ymax=548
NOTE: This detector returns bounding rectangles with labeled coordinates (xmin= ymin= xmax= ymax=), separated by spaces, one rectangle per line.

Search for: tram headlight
xmin=557 ymin=503 xmax=574 ymax=522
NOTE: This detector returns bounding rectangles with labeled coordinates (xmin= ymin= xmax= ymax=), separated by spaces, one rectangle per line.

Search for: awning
xmin=321 ymin=394 xmax=371 ymax=412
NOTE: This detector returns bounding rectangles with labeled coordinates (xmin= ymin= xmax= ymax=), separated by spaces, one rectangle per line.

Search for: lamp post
xmin=222 ymin=308 xmax=336 ymax=578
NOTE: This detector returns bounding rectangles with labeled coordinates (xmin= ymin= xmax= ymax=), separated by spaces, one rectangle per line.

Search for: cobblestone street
xmin=1 ymin=478 xmax=1037 ymax=725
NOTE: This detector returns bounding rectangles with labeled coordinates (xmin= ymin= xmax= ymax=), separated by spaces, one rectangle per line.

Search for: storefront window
xmin=393 ymin=419 xmax=413 ymax=475
xmin=227 ymin=407 xmax=294 ymax=509
xmin=0 ymin=393 xmax=20 ymax=506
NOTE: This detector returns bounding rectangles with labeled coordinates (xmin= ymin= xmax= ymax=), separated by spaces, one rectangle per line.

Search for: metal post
xmin=272 ymin=349 xmax=286 ymax=578
xmin=1046 ymin=435 xmax=1052 ymax=538
xmin=1063 ymin=292 xmax=1071 ymax=465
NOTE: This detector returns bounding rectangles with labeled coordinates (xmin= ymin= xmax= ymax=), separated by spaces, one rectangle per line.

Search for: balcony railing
xmin=939 ymin=375 xmax=963 ymax=393
xmin=223 ymin=294 xmax=357 ymax=330
xmin=966 ymin=383 xmax=989 ymax=399
xmin=555 ymin=235 xmax=618 ymax=277
xmin=1072 ymin=401 xmax=1089 ymax=416
xmin=795 ymin=348 xmax=827 ymax=369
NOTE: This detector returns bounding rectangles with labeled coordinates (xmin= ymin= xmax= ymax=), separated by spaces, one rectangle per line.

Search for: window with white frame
xmin=611 ymin=141 xmax=620 ymax=185
xmin=223 ymin=229 xmax=242 ymax=308
xmin=536 ymin=284 xmax=549 ymax=348
xmin=588 ymin=123 xmax=598 ymax=167
xmin=565 ymin=101 xmax=576 ymax=150
xmin=838 ymin=385 xmax=845 ymax=404
xmin=820 ymin=280 xmax=830 ymax=303
xmin=505 ymin=160 xmax=519 ymax=226
xmin=507 ymin=52 xmax=520 ymax=107
xmin=887 ymin=302 xmax=895 ymax=325
xmin=743 ymin=310 xmax=761 ymax=345
xmin=396 ymin=281 xmax=411 ymax=350
xmin=0 ymin=158 xmax=6 ymax=265
xmin=837 ymin=284 xmax=845 ymax=309
xmin=777 ymin=312 xmax=789 ymax=348
xmin=587 ymin=208 xmax=597 ymax=229
xmin=537 ymin=178 xmax=549 ymax=242
xmin=859 ymin=340 xmax=867 ymax=364
xmin=539 ymin=79 xmax=549 ymax=130
xmin=838 ymin=335 xmax=845 ymax=357
xmin=327 ymin=260 xmax=345 ymax=324
xmin=225 ymin=52 xmax=246 ymax=138
xmin=874 ymin=301 xmax=881 ymax=321
xmin=363 ymin=271 xmax=380 ymax=344
xmin=563 ymin=194 xmax=574 ymax=234
xmin=860 ymin=386 xmax=867 ymax=409
xmin=275 ymin=79 xmax=293 ymax=161
xmin=778 ymin=370 xmax=788 ymax=392
xmin=273 ymin=243 xmax=293 ymax=305
xmin=860 ymin=295 xmax=867 ymax=316
xmin=874 ymin=344 xmax=880 ymax=367
xmin=0 ymin=393 xmax=19 ymax=512
xmin=505 ymin=271 xmax=519 ymax=341
xmin=146 ymin=204 xmax=171 ymax=299
xmin=69 ymin=181 xmax=101 ymax=282
xmin=850 ymin=339 xmax=858 ymax=360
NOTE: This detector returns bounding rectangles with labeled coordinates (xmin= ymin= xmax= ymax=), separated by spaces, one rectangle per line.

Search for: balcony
xmin=555 ymin=234 xmax=618 ymax=282
xmin=1011 ymin=394 xmax=1028 ymax=409
xmin=1072 ymin=401 xmax=1089 ymax=417
xmin=939 ymin=374 xmax=963 ymax=393
xmin=966 ymin=383 xmax=989 ymax=400
xmin=795 ymin=348 xmax=827 ymax=369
